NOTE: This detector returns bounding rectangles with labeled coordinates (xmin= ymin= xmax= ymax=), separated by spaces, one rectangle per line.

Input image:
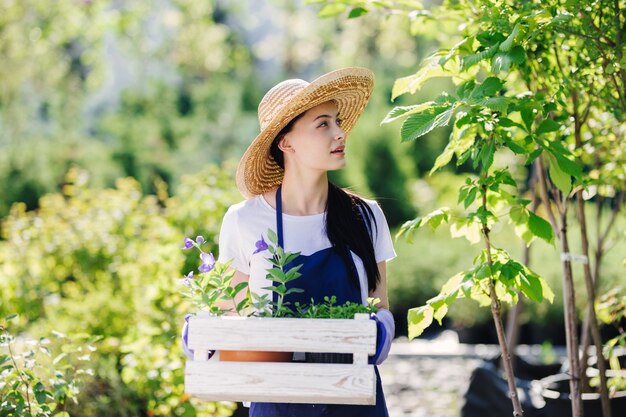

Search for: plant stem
xmin=559 ymin=208 xmax=585 ymax=417
xmin=6 ymin=334 xmax=33 ymax=415
xmin=481 ymin=183 xmax=524 ymax=417
xmin=506 ymin=163 xmax=540 ymax=355
xmin=572 ymin=100 xmax=612 ymax=417
xmin=537 ymin=156 xmax=584 ymax=417
xmin=576 ymin=188 xmax=612 ymax=417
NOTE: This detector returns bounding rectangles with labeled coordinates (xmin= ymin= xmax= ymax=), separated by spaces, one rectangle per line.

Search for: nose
xmin=334 ymin=125 xmax=345 ymax=141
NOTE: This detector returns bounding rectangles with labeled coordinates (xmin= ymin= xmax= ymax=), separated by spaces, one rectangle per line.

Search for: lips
xmin=331 ymin=146 xmax=345 ymax=154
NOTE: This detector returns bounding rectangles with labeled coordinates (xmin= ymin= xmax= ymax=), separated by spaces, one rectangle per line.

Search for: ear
xmin=277 ymin=135 xmax=295 ymax=153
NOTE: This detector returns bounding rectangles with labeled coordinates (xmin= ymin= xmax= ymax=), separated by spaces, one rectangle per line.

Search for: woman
xmin=193 ymin=67 xmax=396 ymax=416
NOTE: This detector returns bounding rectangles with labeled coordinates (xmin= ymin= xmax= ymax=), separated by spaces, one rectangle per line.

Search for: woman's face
xmin=280 ymin=101 xmax=347 ymax=173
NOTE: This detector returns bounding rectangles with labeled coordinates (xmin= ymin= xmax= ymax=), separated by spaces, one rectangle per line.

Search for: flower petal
xmin=182 ymin=237 xmax=194 ymax=250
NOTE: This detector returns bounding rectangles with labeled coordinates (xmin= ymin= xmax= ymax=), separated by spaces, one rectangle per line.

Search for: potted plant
xmin=179 ymin=231 xmax=380 ymax=405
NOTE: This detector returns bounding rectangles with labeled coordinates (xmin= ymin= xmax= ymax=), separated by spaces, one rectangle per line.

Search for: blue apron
xmin=250 ymin=185 xmax=388 ymax=417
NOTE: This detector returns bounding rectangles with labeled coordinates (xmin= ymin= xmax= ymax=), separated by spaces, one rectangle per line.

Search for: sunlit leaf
xmin=318 ymin=3 xmax=347 ymax=17
xmin=536 ymin=119 xmax=561 ymax=135
xmin=528 ymin=211 xmax=554 ymax=244
xmin=400 ymin=105 xmax=455 ymax=142
xmin=548 ymin=153 xmax=572 ymax=194
xmin=381 ymin=102 xmax=436 ymax=124
xmin=407 ymin=305 xmax=434 ymax=339
xmin=392 ymin=55 xmax=452 ymax=100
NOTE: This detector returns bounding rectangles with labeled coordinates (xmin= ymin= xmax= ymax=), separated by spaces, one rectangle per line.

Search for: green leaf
xmin=267 ymin=229 xmax=278 ymax=245
xmin=478 ymin=96 xmax=511 ymax=113
xmin=499 ymin=23 xmax=520 ymax=52
xmin=536 ymin=119 xmax=560 ymax=135
xmin=502 ymin=136 xmax=527 ymax=154
xmin=462 ymin=45 xmax=499 ymax=70
xmin=348 ymin=7 xmax=368 ymax=18
xmin=233 ymin=282 xmax=248 ymax=294
xmin=471 ymin=77 xmax=504 ymax=98
xmin=422 ymin=208 xmax=450 ymax=229
xmin=431 ymin=143 xmax=455 ymax=174
xmin=548 ymin=153 xmax=572 ymax=194
xmin=35 ymin=390 xmax=48 ymax=404
xmin=400 ymin=106 xmax=455 ymax=142
xmin=450 ymin=218 xmax=481 ymax=244
xmin=491 ymin=52 xmax=512 ymax=74
xmin=407 ymin=305 xmax=434 ymax=339
xmin=479 ymin=140 xmax=496 ymax=171
xmin=392 ymin=55 xmax=451 ymax=100
xmin=553 ymin=151 xmax=582 ymax=177
xmin=528 ymin=211 xmax=554 ymax=244
xmin=381 ymin=102 xmax=436 ymax=124
xmin=520 ymin=104 xmax=538 ymax=131
xmin=518 ymin=273 xmax=543 ymax=302
xmin=463 ymin=187 xmax=479 ymax=208
xmin=266 ymin=268 xmax=285 ymax=283
xmin=509 ymin=46 xmax=526 ymax=64
xmin=395 ymin=217 xmax=422 ymax=244
xmin=318 ymin=3 xmax=347 ymax=17
xmin=475 ymin=264 xmax=492 ymax=279
xmin=431 ymin=126 xmax=475 ymax=175
xmin=456 ymin=80 xmax=476 ymax=100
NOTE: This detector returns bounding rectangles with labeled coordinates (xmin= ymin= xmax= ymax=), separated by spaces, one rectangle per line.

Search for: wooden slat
xmin=187 ymin=315 xmax=377 ymax=354
xmin=185 ymin=361 xmax=376 ymax=405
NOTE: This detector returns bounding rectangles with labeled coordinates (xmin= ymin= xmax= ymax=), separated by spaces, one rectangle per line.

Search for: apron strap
xmin=276 ymin=185 xmax=284 ymax=249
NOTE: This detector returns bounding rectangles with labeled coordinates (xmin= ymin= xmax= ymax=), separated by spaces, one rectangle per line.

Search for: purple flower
xmin=182 ymin=237 xmax=194 ymax=250
xmin=253 ymin=235 xmax=268 ymax=254
xmin=195 ymin=235 xmax=205 ymax=245
xmin=179 ymin=271 xmax=194 ymax=287
xmin=198 ymin=252 xmax=216 ymax=273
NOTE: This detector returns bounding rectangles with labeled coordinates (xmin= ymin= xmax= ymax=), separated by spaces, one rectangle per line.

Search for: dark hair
xmin=269 ymin=116 xmax=381 ymax=292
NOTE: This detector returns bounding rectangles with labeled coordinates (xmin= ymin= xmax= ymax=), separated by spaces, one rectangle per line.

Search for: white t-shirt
xmin=216 ymin=194 xmax=397 ymax=304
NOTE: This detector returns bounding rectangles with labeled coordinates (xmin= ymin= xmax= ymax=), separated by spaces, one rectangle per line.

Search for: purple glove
xmin=182 ymin=314 xmax=214 ymax=360
xmin=368 ymin=309 xmax=395 ymax=365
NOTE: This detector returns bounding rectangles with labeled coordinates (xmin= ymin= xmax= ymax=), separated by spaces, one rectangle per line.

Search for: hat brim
xmin=236 ymin=67 xmax=374 ymax=198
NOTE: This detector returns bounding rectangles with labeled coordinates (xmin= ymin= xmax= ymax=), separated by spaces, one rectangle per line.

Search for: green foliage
xmin=0 ymin=165 xmax=239 ymax=416
xmin=294 ymin=296 xmax=379 ymax=319
xmin=407 ymin=247 xmax=553 ymax=339
xmin=0 ymin=315 xmax=96 ymax=417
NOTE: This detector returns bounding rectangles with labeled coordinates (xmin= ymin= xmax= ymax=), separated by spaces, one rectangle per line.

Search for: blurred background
xmin=1 ymin=0 xmax=624 ymax=416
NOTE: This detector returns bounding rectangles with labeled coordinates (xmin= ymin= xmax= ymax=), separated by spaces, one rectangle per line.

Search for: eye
xmin=318 ymin=121 xmax=328 ymax=128
xmin=336 ymin=118 xmax=343 ymax=126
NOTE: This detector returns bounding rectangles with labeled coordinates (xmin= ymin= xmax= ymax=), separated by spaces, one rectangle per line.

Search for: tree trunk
xmin=559 ymin=208 xmax=584 ymax=417
xmin=575 ymin=193 xmax=612 ymax=417
xmin=482 ymin=184 xmax=524 ymax=416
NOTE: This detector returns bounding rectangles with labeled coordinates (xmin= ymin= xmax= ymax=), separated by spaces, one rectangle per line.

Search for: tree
xmin=312 ymin=1 xmax=626 ymax=416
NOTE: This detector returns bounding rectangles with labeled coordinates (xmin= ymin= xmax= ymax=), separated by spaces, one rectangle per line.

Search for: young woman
xmin=189 ymin=67 xmax=396 ymax=416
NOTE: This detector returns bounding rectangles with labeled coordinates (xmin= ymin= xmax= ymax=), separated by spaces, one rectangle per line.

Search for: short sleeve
xmin=216 ymin=207 xmax=250 ymax=274
xmin=369 ymin=202 xmax=397 ymax=263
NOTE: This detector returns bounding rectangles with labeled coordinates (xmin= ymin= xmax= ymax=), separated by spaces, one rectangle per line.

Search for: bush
xmin=0 ymin=164 xmax=241 ymax=417
xmin=0 ymin=315 xmax=96 ymax=417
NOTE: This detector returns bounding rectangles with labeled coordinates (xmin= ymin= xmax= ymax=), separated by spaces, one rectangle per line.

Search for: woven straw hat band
xmin=236 ymin=68 xmax=374 ymax=198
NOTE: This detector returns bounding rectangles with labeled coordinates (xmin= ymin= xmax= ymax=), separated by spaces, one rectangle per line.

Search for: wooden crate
xmin=184 ymin=313 xmax=377 ymax=405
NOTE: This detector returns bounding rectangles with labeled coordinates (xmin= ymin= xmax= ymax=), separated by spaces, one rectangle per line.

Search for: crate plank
xmin=185 ymin=361 xmax=376 ymax=405
xmin=187 ymin=315 xmax=377 ymax=354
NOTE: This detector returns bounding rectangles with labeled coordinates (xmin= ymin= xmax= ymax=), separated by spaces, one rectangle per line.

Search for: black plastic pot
xmin=540 ymin=373 xmax=626 ymax=416
xmin=304 ymin=352 xmax=353 ymax=363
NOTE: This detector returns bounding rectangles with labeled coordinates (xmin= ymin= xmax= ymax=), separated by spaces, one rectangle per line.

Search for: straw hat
xmin=236 ymin=67 xmax=374 ymax=198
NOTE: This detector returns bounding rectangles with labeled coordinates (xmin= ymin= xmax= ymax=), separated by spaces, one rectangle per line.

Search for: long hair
xmin=269 ymin=115 xmax=381 ymax=292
